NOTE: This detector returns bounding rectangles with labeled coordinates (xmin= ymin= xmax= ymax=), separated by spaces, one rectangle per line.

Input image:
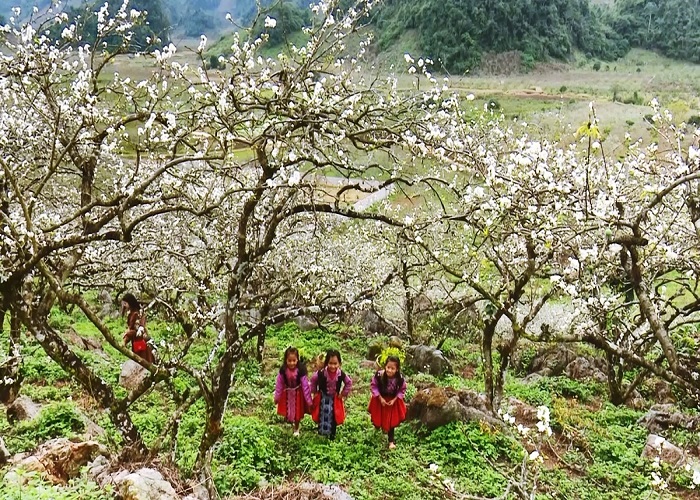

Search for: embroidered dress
xmin=274 ymin=367 xmax=312 ymax=423
xmin=310 ymin=368 xmax=352 ymax=438
xmin=368 ymin=371 xmax=407 ymax=433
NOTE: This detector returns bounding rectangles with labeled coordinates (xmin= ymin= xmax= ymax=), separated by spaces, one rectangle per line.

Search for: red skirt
xmin=368 ymin=396 xmax=406 ymax=433
xmin=277 ymin=387 xmax=307 ymax=423
xmin=310 ymin=393 xmax=346 ymax=425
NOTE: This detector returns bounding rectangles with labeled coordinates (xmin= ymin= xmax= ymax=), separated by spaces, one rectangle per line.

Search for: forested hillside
xmin=613 ymin=0 xmax=700 ymax=63
xmin=373 ymin=0 xmax=628 ymax=72
xmin=4 ymin=0 xmax=700 ymax=71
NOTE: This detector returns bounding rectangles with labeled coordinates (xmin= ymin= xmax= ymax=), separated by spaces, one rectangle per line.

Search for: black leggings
xmin=388 ymin=427 xmax=396 ymax=443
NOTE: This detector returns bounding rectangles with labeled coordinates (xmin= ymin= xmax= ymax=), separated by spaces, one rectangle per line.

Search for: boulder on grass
xmin=564 ymin=357 xmax=607 ymax=383
xmin=118 ymin=468 xmax=179 ymax=500
xmin=405 ymin=345 xmax=452 ymax=376
xmin=7 ymin=395 xmax=41 ymax=423
xmin=119 ymin=360 xmax=150 ymax=391
xmin=7 ymin=438 xmax=108 ymax=484
xmin=527 ymin=345 xmax=577 ymax=377
xmin=407 ymin=386 xmax=503 ymax=430
xmin=638 ymin=404 xmax=700 ymax=434
xmin=641 ymin=434 xmax=685 ymax=467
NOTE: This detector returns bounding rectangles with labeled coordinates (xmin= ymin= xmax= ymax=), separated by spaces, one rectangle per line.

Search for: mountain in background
xmin=2 ymin=0 xmax=700 ymax=72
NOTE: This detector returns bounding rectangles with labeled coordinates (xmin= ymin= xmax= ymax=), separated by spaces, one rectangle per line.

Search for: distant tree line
xmin=612 ymin=0 xmax=700 ymax=63
xmin=372 ymin=0 xmax=700 ymax=72
xmin=49 ymin=0 xmax=171 ymax=50
xmin=39 ymin=0 xmax=700 ymax=69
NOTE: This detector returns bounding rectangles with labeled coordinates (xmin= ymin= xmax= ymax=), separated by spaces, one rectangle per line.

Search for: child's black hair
xmin=280 ymin=346 xmax=307 ymax=378
xmin=324 ymin=349 xmax=342 ymax=366
xmin=379 ymin=355 xmax=403 ymax=395
xmin=121 ymin=293 xmax=140 ymax=311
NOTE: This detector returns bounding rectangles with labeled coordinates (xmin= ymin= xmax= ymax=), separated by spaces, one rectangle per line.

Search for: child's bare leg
xmin=293 ymin=421 xmax=300 ymax=436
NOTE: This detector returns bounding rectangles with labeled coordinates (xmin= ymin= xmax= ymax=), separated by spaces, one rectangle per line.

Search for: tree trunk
xmin=19 ymin=310 xmax=147 ymax=454
xmin=401 ymin=261 xmax=414 ymax=340
xmin=482 ymin=321 xmax=497 ymax=412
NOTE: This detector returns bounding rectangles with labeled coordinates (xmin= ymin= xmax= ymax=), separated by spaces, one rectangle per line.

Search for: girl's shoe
xmin=293 ymin=430 xmax=300 ymax=437
xmin=388 ymin=442 xmax=396 ymax=449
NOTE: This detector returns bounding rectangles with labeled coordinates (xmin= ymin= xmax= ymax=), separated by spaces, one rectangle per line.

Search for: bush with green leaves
xmin=212 ymin=416 xmax=293 ymax=493
xmin=377 ymin=346 xmax=405 ymax=367
xmin=5 ymin=402 xmax=85 ymax=454
xmin=1 ymin=470 xmax=112 ymax=500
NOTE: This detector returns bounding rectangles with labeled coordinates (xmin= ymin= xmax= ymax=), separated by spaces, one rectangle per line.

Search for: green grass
xmin=2 ymin=304 xmax=697 ymax=499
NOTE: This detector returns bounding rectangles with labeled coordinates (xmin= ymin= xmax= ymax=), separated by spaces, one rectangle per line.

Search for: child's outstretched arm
xmin=370 ymin=374 xmax=381 ymax=398
xmin=301 ymin=375 xmax=313 ymax=406
xmin=309 ymin=370 xmax=319 ymax=396
xmin=341 ymin=373 xmax=353 ymax=398
xmin=273 ymin=373 xmax=284 ymax=404
xmin=396 ymin=379 xmax=407 ymax=399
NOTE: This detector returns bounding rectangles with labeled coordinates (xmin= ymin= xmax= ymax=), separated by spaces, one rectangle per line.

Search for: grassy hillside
xmin=2 ymin=304 xmax=700 ymax=498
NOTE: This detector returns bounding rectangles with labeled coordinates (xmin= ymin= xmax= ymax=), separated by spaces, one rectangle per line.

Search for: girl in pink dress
xmin=274 ymin=347 xmax=312 ymax=436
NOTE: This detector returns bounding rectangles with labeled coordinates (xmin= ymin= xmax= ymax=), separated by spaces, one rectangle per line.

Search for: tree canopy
xmin=373 ymin=0 xmax=629 ymax=72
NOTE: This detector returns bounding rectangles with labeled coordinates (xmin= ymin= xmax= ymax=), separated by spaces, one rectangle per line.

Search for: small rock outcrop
xmin=5 ymin=438 xmax=108 ymax=484
xmin=406 ymin=386 xmax=503 ymax=430
xmin=527 ymin=345 xmax=577 ymax=377
xmin=641 ymin=434 xmax=686 ymax=466
xmin=405 ymin=345 xmax=452 ymax=376
xmin=564 ymin=357 xmax=607 ymax=383
xmin=119 ymin=360 xmax=150 ymax=391
xmin=7 ymin=395 xmax=41 ymax=423
xmin=294 ymin=316 xmax=318 ymax=332
xmin=118 ymin=468 xmax=179 ymax=500
xmin=64 ymin=327 xmax=104 ymax=353
xmin=638 ymin=404 xmax=700 ymax=434
xmin=0 ymin=437 xmax=10 ymax=465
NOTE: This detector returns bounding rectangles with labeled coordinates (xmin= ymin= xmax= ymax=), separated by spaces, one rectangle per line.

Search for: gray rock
xmin=653 ymin=380 xmax=675 ymax=405
xmin=521 ymin=373 xmax=544 ymax=384
xmin=294 ymin=316 xmax=318 ymax=331
xmin=0 ymin=437 xmax=9 ymax=465
xmin=98 ymin=289 xmax=119 ymax=319
xmin=7 ymin=395 xmax=41 ymax=423
xmin=406 ymin=386 xmax=503 ymax=430
xmin=350 ymin=309 xmax=397 ymax=335
xmin=119 ymin=360 xmax=150 ymax=391
xmin=118 ymin=468 xmax=179 ymax=500
xmin=564 ymin=357 xmax=607 ymax=383
xmin=388 ymin=336 xmax=404 ymax=349
xmin=182 ymin=482 xmax=210 ymax=500
xmin=64 ymin=327 xmax=104 ymax=353
xmin=86 ymin=455 xmax=111 ymax=486
xmin=366 ymin=339 xmax=384 ymax=361
xmin=405 ymin=345 xmax=452 ymax=376
xmin=528 ymin=345 xmax=577 ymax=376
xmin=638 ymin=404 xmax=700 ymax=434
xmin=359 ymin=359 xmax=379 ymax=370
xmin=7 ymin=438 xmax=107 ymax=484
xmin=299 ymin=482 xmax=354 ymax=500
xmin=641 ymin=434 xmax=685 ymax=467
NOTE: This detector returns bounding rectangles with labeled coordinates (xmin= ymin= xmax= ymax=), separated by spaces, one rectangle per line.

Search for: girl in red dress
xmin=368 ymin=356 xmax=406 ymax=449
xmin=274 ymin=347 xmax=312 ymax=436
xmin=121 ymin=293 xmax=155 ymax=364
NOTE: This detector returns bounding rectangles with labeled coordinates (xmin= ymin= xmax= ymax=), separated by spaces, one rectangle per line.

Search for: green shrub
xmin=7 ymin=402 xmax=85 ymax=453
xmin=213 ymin=416 xmax=292 ymax=494
xmin=2 ymin=470 xmax=112 ymax=500
xmin=378 ymin=346 xmax=405 ymax=367
xmin=687 ymin=115 xmax=700 ymax=126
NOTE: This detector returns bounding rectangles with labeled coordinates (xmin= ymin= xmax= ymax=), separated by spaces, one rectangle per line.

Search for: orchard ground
xmin=2 ymin=306 xmax=699 ymax=499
